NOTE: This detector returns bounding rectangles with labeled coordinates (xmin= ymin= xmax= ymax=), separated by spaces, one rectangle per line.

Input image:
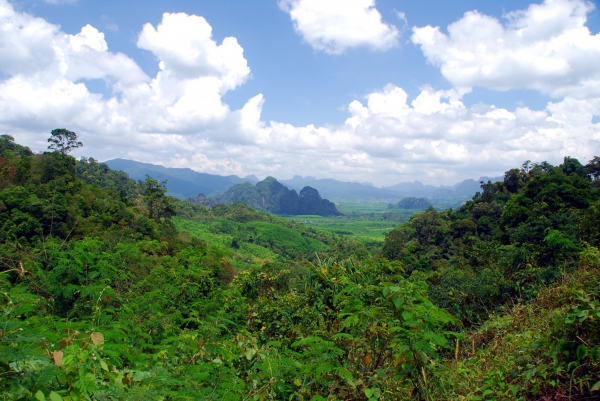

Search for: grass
xmin=173 ymin=216 xmax=278 ymax=270
xmin=173 ymin=215 xmax=329 ymax=268
xmin=284 ymin=202 xmax=420 ymax=248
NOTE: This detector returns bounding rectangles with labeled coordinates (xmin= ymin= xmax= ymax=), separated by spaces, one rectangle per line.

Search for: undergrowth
xmin=434 ymin=247 xmax=600 ymax=400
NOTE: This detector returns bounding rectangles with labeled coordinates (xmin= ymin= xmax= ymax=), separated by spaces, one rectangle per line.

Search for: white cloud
xmin=0 ymin=2 xmax=251 ymax=143
xmin=0 ymin=0 xmax=598 ymax=187
xmin=137 ymin=13 xmax=249 ymax=88
xmin=184 ymin=82 xmax=597 ymax=185
xmin=278 ymin=0 xmax=399 ymax=54
xmin=247 ymin=84 xmax=598 ymax=183
xmin=411 ymin=0 xmax=600 ymax=98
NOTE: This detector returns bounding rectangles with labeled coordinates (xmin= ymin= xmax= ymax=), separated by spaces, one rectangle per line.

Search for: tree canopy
xmin=47 ymin=128 xmax=83 ymax=156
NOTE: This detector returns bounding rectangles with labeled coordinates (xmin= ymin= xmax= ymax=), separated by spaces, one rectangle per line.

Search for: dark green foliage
xmin=236 ymin=257 xmax=457 ymax=399
xmin=142 ymin=175 xmax=176 ymax=223
xmin=587 ymin=156 xmax=600 ymax=183
xmin=562 ymin=156 xmax=589 ymax=178
xmin=297 ymin=186 xmax=340 ymax=216
xmin=434 ymin=249 xmax=600 ymax=400
xmin=382 ymin=157 xmax=600 ymax=325
xmin=1 ymin=135 xmax=33 ymax=156
xmin=76 ymin=157 xmax=139 ymax=199
xmin=47 ymin=128 xmax=83 ymax=156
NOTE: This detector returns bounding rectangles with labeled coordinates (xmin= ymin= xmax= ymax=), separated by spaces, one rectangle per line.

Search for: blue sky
xmin=2 ymin=0 xmax=600 ymax=185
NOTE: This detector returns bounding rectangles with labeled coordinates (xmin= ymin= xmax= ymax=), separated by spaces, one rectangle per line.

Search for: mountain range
xmin=104 ymin=158 xmax=502 ymax=203
xmin=280 ymin=175 xmax=503 ymax=202
xmin=104 ymin=158 xmax=258 ymax=198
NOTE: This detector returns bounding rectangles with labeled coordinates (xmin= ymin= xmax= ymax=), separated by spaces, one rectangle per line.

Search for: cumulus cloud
xmin=0 ymin=1 xmax=251 ymax=148
xmin=137 ymin=13 xmax=249 ymax=87
xmin=189 ymin=83 xmax=599 ymax=184
xmin=0 ymin=0 xmax=598 ymax=186
xmin=135 ymin=12 xmax=251 ymax=129
xmin=311 ymin=85 xmax=598 ymax=182
xmin=412 ymin=0 xmax=600 ymax=98
xmin=278 ymin=0 xmax=399 ymax=54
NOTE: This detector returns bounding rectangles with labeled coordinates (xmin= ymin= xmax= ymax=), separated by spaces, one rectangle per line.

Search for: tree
xmin=586 ymin=156 xmax=600 ymax=181
xmin=561 ymin=156 xmax=588 ymax=179
xmin=0 ymin=135 xmax=33 ymax=156
xmin=382 ymin=227 xmax=408 ymax=260
xmin=143 ymin=175 xmax=176 ymax=222
xmin=504 ymin=168 xmax=527 ymax=193
xmin=47 ymin=128 xmax=83 ymax=156
xmin=0 ymin=134 xmax=16 ymax=153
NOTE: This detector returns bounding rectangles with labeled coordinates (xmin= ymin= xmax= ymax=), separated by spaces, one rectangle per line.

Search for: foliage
xmin=142 ymin=175 xmax=176 ymax=223
xmin=433 ymin=248 xmax=600 ymax=400
xmin=2 ymin=136 xmax=600 ymax=400
xmin=47 ymin=129 xmax=83 ymax=156
xmin=76 ymin=157 xmax=139 ymax=199
xmin=382 ymin=156 xmax=600 ymax=325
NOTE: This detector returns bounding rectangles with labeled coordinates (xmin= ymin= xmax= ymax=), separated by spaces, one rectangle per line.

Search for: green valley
xmin=1 ymin=133 xmax=600 ymax=400
xmin=285 ymin=202 xmax=420 ymax=251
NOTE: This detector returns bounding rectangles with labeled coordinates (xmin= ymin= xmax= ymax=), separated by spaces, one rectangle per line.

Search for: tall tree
xmin=47 ymin=128 xmax=83 ymax=156
xmin=143 ymin=175 xmax=176 ymax=222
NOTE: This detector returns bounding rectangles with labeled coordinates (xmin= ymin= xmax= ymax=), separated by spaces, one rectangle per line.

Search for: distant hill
xmin=281 ymin=175 xmax=503 ymax=202
xmin=192 ymin=177 xmax=341 ymax=216
xmin=391 ymin=197 xmax=432 ymax=210
xmin=103 ymin=159 xmax=253 ymax=198
xmin=423 ymin=176 xmax=503 ymax=203
xmin=104 ymin=158 xmax=502 ymax=204
xmin=384 ymin=180 xmax=441 ymax=194
xmin=279 ymin=177 xmax=407 ymax=201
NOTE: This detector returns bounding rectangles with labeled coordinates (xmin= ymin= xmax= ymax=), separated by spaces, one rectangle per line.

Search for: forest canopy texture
xmin=1 ymin=133 xmax=600 ymax=400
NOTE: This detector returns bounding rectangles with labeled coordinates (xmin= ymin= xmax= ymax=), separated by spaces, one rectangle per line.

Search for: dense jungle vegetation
xmin=1 ymin=133 xmax=600 ymax=400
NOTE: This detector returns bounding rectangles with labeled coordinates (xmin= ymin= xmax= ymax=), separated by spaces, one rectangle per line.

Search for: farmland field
xmin=284 ymin=202 xmax=420 ymax=249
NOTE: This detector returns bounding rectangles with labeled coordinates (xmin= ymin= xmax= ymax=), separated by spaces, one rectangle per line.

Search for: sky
xmin=1 ymin=0 xmax=600 ymax=186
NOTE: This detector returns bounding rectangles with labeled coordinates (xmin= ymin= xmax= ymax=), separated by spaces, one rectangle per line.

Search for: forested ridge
xmin=1 ymin=133 xmax=600 ymax=400
xmin=193 ymin=177 xmax=342 ymax=217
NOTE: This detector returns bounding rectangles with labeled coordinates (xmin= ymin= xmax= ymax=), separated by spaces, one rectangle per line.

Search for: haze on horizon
xmin=0 ymin=0 xmax=599 ymax=187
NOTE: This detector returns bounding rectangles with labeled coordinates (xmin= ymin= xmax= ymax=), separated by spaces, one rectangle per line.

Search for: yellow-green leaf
xmin=35 ymin=390 xmax=46 ymax=401
xmin=49 ymin=391 xmax=63 ymax=401
xmin=244 ymin=348 xmax=256 ymax=360
xmin=69 ymin=389 xmax=82 ymax=401
xmin=392 ymin=297 xmax=404 ymax=310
